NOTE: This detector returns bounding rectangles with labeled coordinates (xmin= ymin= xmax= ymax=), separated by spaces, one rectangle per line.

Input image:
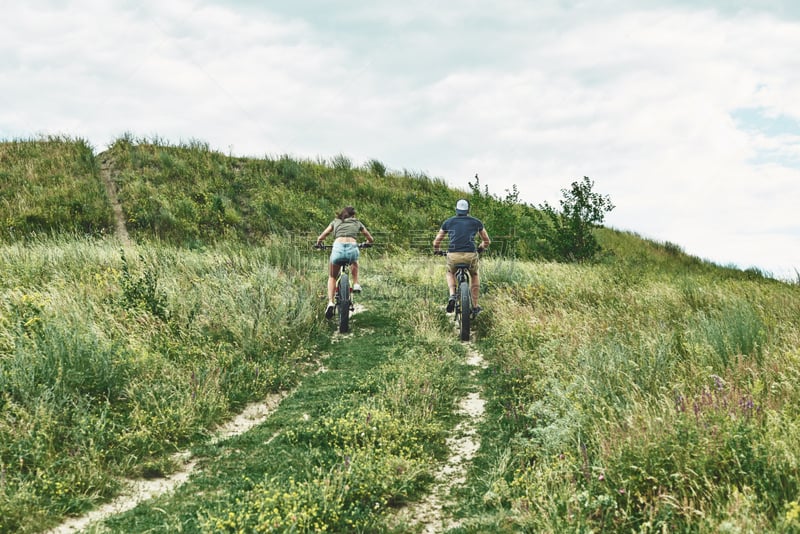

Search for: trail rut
xmin=47 ymin=393 xmax=288 ymax=534
xmin=97 ymin=152 xmax=130 ymax=246
xmin=396 ymin=345 xmax=488 ymax=533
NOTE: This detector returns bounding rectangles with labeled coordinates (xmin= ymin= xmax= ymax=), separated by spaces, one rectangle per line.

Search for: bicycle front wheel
xmin=338 ymin=273 xmax=350 ymax=333
xmin=458 ymin=280 xmax=471 ymax=341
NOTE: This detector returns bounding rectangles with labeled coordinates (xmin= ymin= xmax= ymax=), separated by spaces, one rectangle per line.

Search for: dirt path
xmin=46 ymin=279 xmax=484 ymax=533
xmin=46 ymin=393 xmax=287 ymax=534
xmin=97 ymin=152 xmax=131 ymax=246
xmin=395 ymin=345 xmax=488 ymax=533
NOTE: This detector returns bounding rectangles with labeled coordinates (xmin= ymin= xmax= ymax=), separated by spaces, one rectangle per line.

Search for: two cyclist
xmin=315 ymin=206 xmax=374 ymax=318
xmin=316 ymin=199 xmax=489 ymax=319
xmin=433 ymin=199 xmax=491 ymax=316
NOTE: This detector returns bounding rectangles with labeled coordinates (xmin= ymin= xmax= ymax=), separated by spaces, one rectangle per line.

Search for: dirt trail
xmin=397 ymin=345 xmax=488 ymax=533
xmin=46 ymin=393 xmax=287 ymax=534
xmin=97 ymin=152 xmax=131 ymax=246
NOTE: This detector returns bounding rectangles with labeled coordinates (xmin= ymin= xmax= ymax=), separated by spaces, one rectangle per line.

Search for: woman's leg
xmin=351 ymin=261 xmax=359 ymax=285
xmin=328 ymin=264 xmax=340 ymax=303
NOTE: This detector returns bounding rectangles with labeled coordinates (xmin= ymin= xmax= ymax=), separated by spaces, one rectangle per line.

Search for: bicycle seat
xmin=453 ymin=263 xmax=471 ymax=269
xmin=333 ymin=259 xmax=351 ymax=266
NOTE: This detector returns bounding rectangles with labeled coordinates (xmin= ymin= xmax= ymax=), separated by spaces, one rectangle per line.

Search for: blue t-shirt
xmin=441 ymin=215 xmax=484 ymax=252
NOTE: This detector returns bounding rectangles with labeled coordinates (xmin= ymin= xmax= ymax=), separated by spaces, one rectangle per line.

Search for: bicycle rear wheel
xmin=458 ymin=280 xmax=471 ymax=341
xmin=338 ymin=273 xmax=350 ymax=333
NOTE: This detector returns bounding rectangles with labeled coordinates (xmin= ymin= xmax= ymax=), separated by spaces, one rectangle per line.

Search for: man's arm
xmin=432 ymin=229 xmax=446 ymax=251
xmin=478 ymin=228 xmax=491 ymax=250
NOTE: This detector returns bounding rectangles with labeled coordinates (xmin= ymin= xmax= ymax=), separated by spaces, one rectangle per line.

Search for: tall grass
xmin=92 ymin=253 xmax=477 ymax=533
xmin=465 ymin=257 xmax=800 ymax=532
xmin=0 ymin=237 xmax=326 ymax=533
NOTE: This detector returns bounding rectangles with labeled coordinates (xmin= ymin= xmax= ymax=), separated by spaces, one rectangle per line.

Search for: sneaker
xmin=353 ymin=283 xmax=362 ymax=292
xmin=471 ymin=306 xmax=482 ymax=318
xmin=325 ymin=302 xmax=335 ymax=319
xmin=446 ymin=294 xmax=456 ymax=313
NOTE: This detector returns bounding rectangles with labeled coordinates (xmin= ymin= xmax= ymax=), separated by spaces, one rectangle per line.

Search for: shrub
xmin=538 ymin=176 xmax=615 ymax=262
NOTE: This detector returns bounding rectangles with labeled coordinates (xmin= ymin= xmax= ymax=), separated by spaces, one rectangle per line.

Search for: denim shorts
xmin=330 ymin=242 xmax=359 ymax=266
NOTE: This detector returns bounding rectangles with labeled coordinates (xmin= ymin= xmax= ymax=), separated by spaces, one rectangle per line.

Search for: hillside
xmin=1 ymin=136 xmax=799 ymax=533
xmin=2 ymin=135 xmax=760 ymax=274
xmin=3 ymin=135 xmax=502 ymax=251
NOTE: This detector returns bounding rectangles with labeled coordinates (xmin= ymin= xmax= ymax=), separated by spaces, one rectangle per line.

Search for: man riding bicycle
xmin=433 ymin=199 xmax=491 ymax=315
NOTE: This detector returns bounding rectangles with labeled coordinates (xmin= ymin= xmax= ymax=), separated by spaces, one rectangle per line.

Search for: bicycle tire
xmin=338 ymin=273 xmax=350 ymax=333
xmin=459 ymin=279 xmax=471 ymax=341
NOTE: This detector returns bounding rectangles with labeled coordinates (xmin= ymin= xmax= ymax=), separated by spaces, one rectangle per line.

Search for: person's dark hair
xmin=337 ymin=206 xmax=356 ymax=220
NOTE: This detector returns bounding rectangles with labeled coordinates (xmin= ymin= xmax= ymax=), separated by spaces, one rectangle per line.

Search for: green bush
xmin=538 ymin=176 xmax=615 ymax=262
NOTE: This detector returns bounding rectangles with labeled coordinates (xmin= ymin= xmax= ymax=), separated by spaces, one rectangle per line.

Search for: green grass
xmin=90 ymin=258 xmax=473 ymax=533
xmin=462 ymin=258 xmax=800 ymax=532
xmin=0 ymin=238 xmax=328 ymax=533
xmin=0 ymin=136 xmax=113 ymax=239
xmin=1 ymin=138 xmax=799 ymax=533
xmin=102 ymin=135 xmax=471 ymax=251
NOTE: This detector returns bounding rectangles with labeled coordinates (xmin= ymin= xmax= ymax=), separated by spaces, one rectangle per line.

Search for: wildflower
xmin=711 ymin=374 xmax=724 ymax=391
xmin=786 ymin=500 xmax=800 ymax=522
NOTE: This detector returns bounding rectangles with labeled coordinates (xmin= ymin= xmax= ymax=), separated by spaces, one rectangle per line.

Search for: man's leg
xmin=445 ymin=270 xmax=456 ymax=312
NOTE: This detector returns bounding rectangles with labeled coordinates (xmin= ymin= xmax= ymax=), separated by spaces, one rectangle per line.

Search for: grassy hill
xmin=1 ymin=136 xmax=799 ymax=533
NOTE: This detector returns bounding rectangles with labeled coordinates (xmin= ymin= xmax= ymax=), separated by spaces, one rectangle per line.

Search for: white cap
xmin=456 ymin=199 xmax=469 ymax=214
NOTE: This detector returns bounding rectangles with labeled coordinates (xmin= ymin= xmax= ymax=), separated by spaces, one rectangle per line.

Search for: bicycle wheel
xmin=338 ymin=273 xmax=350 ymax=333
xmin=458 ymin=279 xmax=471 ymax=341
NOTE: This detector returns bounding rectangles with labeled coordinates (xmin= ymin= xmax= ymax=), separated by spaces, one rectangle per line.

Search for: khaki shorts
xmin=446 ymin=252 xmax=479 ymax=276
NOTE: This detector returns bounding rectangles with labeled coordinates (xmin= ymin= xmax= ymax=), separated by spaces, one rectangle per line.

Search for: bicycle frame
xmin=332 ymin=259 xmax=354 ymax=333
xmin=452 ymin=263 xmax=473 ymax=342
xmin=434 ymin=249 xmax=479 ymax=342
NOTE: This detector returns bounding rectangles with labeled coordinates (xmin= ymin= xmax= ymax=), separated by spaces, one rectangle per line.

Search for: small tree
xmin=467 ymin=174 xmax=538 ymax=257
xmin=538 ymin=176 xmax=615 ymax=262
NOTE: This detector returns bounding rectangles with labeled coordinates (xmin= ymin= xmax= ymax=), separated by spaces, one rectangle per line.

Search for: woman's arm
xmin=316 ymin=224 xmax=333 ymax=245
xmin=361 ymin=226 xmax=374 ymax=243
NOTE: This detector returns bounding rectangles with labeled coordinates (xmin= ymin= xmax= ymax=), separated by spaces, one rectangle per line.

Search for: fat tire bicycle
xmin=316 ymin=243 xmax=371 ymax=333
xmin=435 ymin=250 xmax=479 ymax=342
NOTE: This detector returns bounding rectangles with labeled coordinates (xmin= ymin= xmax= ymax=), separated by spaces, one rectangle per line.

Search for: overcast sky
xmin=2 ymin=0 xmax=799 ymax=279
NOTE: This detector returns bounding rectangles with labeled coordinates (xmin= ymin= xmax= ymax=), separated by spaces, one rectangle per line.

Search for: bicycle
xmin=435 ymin=250 xmax=479 ymax=342
xmin=315 ymin=243 xmax=372 ymax=333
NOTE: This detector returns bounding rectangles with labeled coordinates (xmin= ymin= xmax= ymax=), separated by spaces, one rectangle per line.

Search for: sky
xmin=2 ymin=0 xmax=799 ymax=280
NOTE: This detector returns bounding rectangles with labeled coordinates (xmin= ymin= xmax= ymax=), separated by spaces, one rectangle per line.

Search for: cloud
xmin=2 ymin=1 xmax=799 ymax=277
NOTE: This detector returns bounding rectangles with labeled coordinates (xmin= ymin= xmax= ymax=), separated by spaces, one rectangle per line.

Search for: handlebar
xmin=314 ymin=243 xmax=374 ymax=250
xmin=433 ymin=247 xmax=485 ymax=256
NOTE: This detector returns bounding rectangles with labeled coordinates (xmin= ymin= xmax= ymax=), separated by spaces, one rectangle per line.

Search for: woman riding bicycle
xmin=316 ymin=206 xmax=374 ymax=318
